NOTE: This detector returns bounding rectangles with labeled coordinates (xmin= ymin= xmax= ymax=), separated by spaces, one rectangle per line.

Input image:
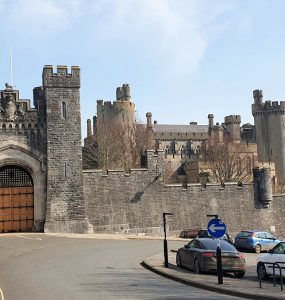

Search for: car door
xmin=265 ymin=242 xmax=285 ymax=276
xmin=265 ymin=232 xmax=279 ymax=250
xmin=272 ymin=242 xmax=285 ymax=277
xmin=264 ymin=232 xmax=278 ymax=250
xmin=256 ymin=232 xmax=267 ymax=250
xmin=181 ymin=240 xmax=199 ymax=269
xmin=180 ymin=240 xmax=195 ymax=268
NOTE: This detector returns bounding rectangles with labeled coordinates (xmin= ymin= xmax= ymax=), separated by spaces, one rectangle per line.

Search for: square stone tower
xmin=42 ymin=65 xmax=90 ymax=233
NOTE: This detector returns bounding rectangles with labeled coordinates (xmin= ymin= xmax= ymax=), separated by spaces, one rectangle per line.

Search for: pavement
xmin=142 ymin=251 xmax=285 ymax=300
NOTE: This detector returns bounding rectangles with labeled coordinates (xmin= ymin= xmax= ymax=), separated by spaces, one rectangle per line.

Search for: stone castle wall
xmin=83 ymin=151 xmax=285 ymax=238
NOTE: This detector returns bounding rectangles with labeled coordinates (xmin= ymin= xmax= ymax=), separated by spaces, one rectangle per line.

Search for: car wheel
xmin=255 ymin=244 xmax=261 ymax=254
xmin=194 ymin=258 xmax=201 ymax=274
xmin=234 ymin=271 xmax=245 ymax=278
xmin=257 ymin=262 xmax=268 ymax=280
xmin=176 ymin=253 xmax=181 ymax=267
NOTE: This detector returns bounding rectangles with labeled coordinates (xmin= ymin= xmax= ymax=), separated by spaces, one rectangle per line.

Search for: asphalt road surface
xmin=0 ymin=234 xmax=247 ymax=300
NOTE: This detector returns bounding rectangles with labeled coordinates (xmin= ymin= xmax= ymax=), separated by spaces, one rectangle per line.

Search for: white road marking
xmin=18 ymin=235 xmax=42 ymax=240
xmin=0 ymin=287 xmax=4 ymax=300
xmin=13 ymin=253 xmax=21 ymax=257
xmin=18 ymin=235 xmax=33 ymax=239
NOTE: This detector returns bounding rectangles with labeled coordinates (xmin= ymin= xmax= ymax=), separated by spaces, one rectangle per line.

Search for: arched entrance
xmin=0 ymin=165 xmax=34 ymax=232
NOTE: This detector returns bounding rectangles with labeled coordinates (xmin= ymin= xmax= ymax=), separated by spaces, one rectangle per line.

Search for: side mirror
xmin=184 ymin=244 xmax=190 ymax=249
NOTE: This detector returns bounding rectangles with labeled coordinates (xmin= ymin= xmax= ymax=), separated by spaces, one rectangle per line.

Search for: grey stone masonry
xmin=43 ymin=65 xmax=90 ymax=233
xmin=83 ymin=150 xmax=285 ymax=239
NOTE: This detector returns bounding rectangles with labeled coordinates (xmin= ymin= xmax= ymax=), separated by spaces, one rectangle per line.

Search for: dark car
xmin=197 ymin=229 xmax=234 ymax=244
xmin=179 ymin=228 xmax=200 ymax=238
xmin=176 ymin=238 xmax=246 ymax=278
xmin=234 ymin=230 xmax=280 ymax=253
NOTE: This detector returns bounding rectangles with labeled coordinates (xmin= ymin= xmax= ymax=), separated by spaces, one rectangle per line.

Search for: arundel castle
xmin=0 ymin=65 xmax=284 ymax=238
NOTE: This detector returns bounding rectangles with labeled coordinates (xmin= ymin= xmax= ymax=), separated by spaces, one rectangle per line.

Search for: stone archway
xmin=0 ymin=165 xmax=34 ymax=232
xmin=0 ymin=142 xmax=47 ymax=232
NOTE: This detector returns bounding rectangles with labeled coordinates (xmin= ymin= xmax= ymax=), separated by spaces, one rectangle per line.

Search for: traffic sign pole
xmin=207 ymin=216 xmax=226 ymax=285
xmin=216 ymin=239 xmax=223 ymax=284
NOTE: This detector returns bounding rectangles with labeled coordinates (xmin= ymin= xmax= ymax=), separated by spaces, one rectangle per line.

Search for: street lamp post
xmin=163 ymin=212 xmax=174 ymax=268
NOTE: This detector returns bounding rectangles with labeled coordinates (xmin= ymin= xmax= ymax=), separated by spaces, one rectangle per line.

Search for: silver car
xmin=257 ymin=241 xmax=285 ymax=279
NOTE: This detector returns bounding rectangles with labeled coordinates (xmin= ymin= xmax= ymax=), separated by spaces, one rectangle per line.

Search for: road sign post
xmin=163 ymin=212 xmax=173 ymax=268
xmin=207 ymin=216 xmax=226 ymax=285
xmin=216 ymin=239 xmax=223 ymax=284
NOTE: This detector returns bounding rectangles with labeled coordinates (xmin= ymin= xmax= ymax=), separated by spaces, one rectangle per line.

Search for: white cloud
xmin=90 ymin=0 xmax=238 ymax=76
xmin=1 ymin=0 xmax=84 ymax=35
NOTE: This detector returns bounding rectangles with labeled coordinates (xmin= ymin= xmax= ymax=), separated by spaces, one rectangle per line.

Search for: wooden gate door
xmin=0 ymin=166 xmax=34 ymax=233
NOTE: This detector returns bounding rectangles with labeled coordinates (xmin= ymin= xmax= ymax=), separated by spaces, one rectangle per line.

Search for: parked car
xmin=234 ymin=230 xmax=280 ymax=253
xmin=179 ymin=228 xmax=200 ymax=238
xmin=176 ymin=238 xmax=246 ymax=278
xmin=197 ymin=229 xmax=234 ymax=244
xmin=257 ymin=241 xmax=285 ymax=279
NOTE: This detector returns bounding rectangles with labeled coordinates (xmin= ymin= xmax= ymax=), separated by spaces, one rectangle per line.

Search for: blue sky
xmin=0 ymin=0 xmax=285 ymax=139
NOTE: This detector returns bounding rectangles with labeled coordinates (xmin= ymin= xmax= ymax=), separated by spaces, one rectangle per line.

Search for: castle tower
xmin=252 ymin=89 xmax=285 ymax=182
xmin=43 ymin=65 xmax=90 ymax=233
xmin=96 ymin=84 xmax=136 ymax=132
xmin=224 ymin=115 xmax=241 ymax=142
xmin=146 ymin=112 xmax=152 ymax=129
xmin=252 ymin=90 xmax=269 ymax=163
xmin=208 ymin=114 xmax=214 ymax=129
xmin=87 ymin=119 xmax=92 ymax=137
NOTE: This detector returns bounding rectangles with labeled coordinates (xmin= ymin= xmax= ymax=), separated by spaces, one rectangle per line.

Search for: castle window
xmin=62 ymin=102 xmax=67 ymax=119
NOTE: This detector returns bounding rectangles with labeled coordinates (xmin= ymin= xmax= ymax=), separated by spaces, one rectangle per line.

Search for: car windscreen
xmin=237 ymin=231 xmax=253 ymax=238
xmin=200 ymin=239 xmax=237 ymax=251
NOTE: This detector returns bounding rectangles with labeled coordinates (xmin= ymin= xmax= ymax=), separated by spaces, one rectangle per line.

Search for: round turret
xmin=253 ymin=89 xmax=263 ymax=105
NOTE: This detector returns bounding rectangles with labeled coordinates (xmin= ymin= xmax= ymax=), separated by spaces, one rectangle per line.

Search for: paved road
xmin=0 ymin=234 xmax=245 ymax=300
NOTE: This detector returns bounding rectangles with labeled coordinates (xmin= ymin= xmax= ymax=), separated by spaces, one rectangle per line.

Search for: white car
xmin=257 ymin=241 xmax=285 ymax=279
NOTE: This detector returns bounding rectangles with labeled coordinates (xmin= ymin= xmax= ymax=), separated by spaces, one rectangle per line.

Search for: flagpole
xmin=10 ymin=47 xmax=13 ymax=87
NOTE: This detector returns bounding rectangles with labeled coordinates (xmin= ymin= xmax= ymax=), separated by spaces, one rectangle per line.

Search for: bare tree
xmin=82 ymin=121 xmax=155 ymax=171
xmin=199 ymin=141 xmax=254 ymax=184
xmin=129 ymin=123 xmax=155 ymax=168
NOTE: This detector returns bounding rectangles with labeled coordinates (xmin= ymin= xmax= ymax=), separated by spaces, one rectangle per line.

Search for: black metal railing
xmin=258 ymin=261 xmax=285 ymax=291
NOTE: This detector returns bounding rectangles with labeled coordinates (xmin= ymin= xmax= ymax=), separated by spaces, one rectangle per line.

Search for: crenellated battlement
xmin=116 ymin=84 xmax=131 ymax=101
xmin=42 ymin=65 xmax=80 ymax=88
xmin=95 ymin=84 xmax=136 ymax=129
xmin=224 ymin=115 xmax=241 ymax=124
xmin=252 ymin=99 xmax=285 ymax=115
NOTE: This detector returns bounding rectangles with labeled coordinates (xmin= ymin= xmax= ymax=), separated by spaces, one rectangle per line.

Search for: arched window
xmin=62 ymin=102 xmax=67 ymax=119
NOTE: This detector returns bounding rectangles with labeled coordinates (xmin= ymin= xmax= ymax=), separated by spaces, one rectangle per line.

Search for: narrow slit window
xmin=62 ymin=102 xmax=67 ymax=119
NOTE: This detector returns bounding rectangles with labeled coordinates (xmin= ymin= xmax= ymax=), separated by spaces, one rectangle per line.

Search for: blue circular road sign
xmin=207 ymin=218 xmax=226 ymax=238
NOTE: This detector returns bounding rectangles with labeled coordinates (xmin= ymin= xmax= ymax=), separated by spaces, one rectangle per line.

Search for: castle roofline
xmin=152 ymin=124 xmax=208 ymax=133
